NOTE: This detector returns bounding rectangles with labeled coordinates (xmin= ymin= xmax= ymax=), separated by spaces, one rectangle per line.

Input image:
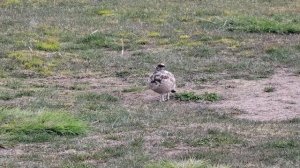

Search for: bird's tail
xmin=171 ymin=90 xmax=176 ymax=93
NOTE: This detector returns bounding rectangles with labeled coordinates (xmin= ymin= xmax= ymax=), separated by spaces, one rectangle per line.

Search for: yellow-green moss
xmin=148 ymin=31 xmax=160 ymax=38
xmin=36 ymin=38 xmax=60 ymax=51
xmin=8 ymin=51 xmax=53 ymax=76
xmin=0 ymin=70 xmax=6 ymax=78
xmin=0 ymin=0 xmax=21 ymax=7
xmin=97 ymin=9 xmax=114 ymax=16
xmin=179 ymin=35 xmax=190 ymax=39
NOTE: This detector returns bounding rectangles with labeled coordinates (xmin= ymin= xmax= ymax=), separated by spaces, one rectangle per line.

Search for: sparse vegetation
xmin=0 ymin=0 xmax=299 ymax=167
xmin=226 ymin=16 xmax=300 ymax=34
xmin=145 ymin=159 xmax=229 ymax=168
xmin=186 ymin=130 xmax=243 ymax=147
xmin=264 ymin=86 xmax=276 ymax=93
xmin=175 ymin=92 xmax=220 ymax=102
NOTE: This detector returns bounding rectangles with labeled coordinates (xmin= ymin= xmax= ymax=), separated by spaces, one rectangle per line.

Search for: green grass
xmin=35 ymin=38 xmax=60 ymax=51
xmin=79 ymin=32 xmax=123 ymax=50
xmin=185 ymin=130 xmax=243 ymax=147
xmin=0 ymin=91 xmax=14 ymax=100
xmin=0 ymin=108 xmax=88 ymax=143
xmin=122 ymin=86 xmax=144 ymax=93
xmin=175 ymin=92 xmax=220 ymax=102
xmin=265 ymin=139 xmax=299 ymax=149
xmin=226 ymin=16 xmax=300 ymax=34
xmin=77 ymin=92 xmax=119 ymax=102
xmin=0 ymin=90 xmax=34 ymax=100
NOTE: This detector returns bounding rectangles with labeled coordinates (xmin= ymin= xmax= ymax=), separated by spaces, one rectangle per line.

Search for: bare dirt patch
xmin=129 ymin=69 xmax=300 ymax=121
xmin=201 ymin=69 xmax=300 ymax=121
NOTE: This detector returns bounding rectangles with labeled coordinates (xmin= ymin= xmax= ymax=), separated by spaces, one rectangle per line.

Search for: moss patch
xmin=35 ymin=37 xmax=60 ymax=51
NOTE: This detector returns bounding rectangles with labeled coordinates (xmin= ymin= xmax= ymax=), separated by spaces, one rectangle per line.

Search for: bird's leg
xmin=160 ymin=94 xmax=164 ymax=102
xmin=166 ymin=93 xmax=170 ymax=100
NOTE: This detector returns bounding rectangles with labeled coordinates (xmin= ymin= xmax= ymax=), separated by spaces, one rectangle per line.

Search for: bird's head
xmin=156 ymin=63 xmax=165 ymax=71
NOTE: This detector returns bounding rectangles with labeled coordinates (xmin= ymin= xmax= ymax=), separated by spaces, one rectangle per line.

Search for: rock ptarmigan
xmin=149 ymin=63 xmax=176 ymax=101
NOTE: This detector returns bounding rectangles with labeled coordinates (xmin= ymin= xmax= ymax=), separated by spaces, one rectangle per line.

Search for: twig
xmin=121 ymin=38 xmax=124 ymax=56
xmin=90 ymin=30 xmax=98 ymax=35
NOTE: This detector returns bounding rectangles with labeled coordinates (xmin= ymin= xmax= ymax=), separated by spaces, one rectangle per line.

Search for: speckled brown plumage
xmin=149 ymin=63 xmax=176 ymax=101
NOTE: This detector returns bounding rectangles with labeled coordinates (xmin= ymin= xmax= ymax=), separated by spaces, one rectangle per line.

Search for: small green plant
xmin=175 ymin=92 xmax=220 ymax=102
xmin=201 ymin=92 xmax=220 ymax=102
xmin=264 ymin=86 xmax=275 ymax=92
xmin=175 ymin=92 xmax=202 ymax=101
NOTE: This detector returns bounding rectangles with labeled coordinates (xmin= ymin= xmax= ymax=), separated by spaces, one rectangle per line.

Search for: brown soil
xmin=135 ymin=68 xmax=300 ymax=121
xmin=208 ymin=69 xmax=300 ymax=121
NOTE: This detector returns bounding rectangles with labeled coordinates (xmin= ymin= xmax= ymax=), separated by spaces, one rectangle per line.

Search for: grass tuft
xmin=175 ymin=92 xmax=220 ymax=102
xmin=264 ymin=86 xmax=276 ymax=93
xmin=0 ymin=108 xmax=88 ymax=143
xmin=97 ymin=9 xmax=114 ymax=16
xmin=92 ymin=145 xmax=127 ymax=161
xmin=175 ymin=92 xmax=201 ymax=101
xmin=122 ymin=86 xmax=144 ymax=93
xmin=8 ymin=50 xmax=53 ymax=76
xmin=80 ymin=32 xmax=122 ymax=50
xmin=78 ymin=92 xmax=119 ymax=102
xmin=0 ymin=91 xmax=13 ymax=100
xmin=227 ymin=16 xmax=300 ymax=34
xmin=36 ymin=38 xmax=60 ymax=52
xmin=186 ymin=130 xmax=243 ymax=147
xmin=265 ymin=139 xmax=299 ymax=149
xmin=148 ymin=31 xmax=160 ymax=38
xmin=0 ymin=90 xmax=34 ymax=100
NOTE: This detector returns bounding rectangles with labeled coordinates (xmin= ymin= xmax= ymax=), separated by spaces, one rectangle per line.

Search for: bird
xmin=149 ymin=63 xmax=176 ymax=101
